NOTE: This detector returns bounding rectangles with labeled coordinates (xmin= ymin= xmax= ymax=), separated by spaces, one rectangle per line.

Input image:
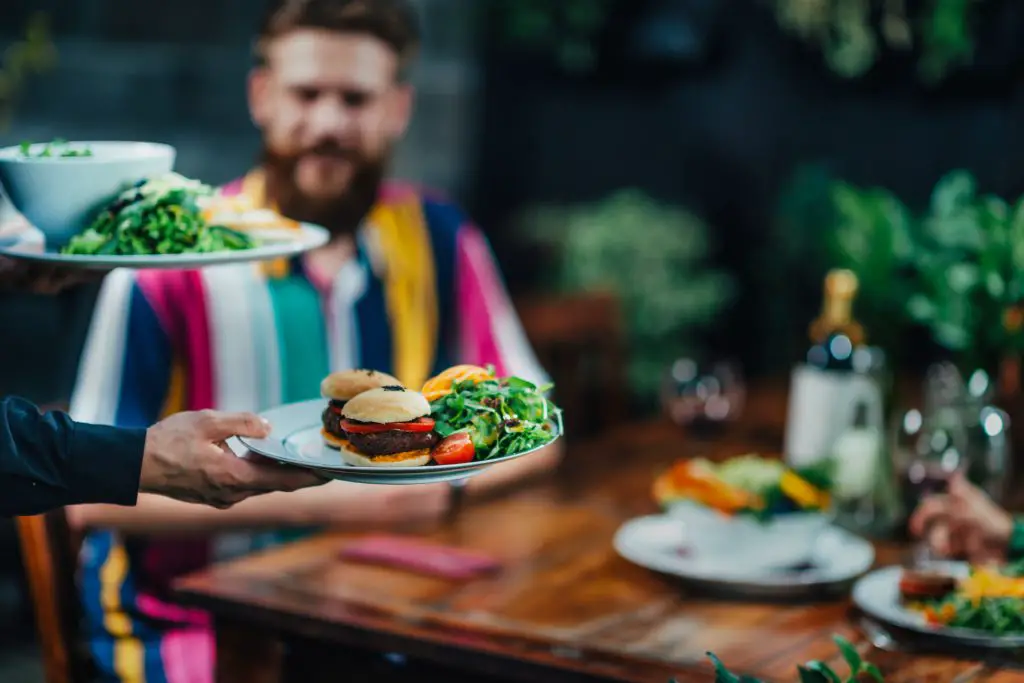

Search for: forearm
xmin=68 ymin=479 xmax=399 ymax=534
xmin=0 ymin=397 xmax=144 ymax=516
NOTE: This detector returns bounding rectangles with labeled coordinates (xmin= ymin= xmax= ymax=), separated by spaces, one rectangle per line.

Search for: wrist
xmin=138 ymin=427 xmax=164 ymax=495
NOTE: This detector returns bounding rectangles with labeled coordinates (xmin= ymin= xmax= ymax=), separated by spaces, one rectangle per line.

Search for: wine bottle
xmin=807 ymin=269 xmax=865 ymax=372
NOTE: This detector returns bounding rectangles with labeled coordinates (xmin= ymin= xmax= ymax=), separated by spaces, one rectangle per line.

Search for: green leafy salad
xmin=19 ymin=138 xmax=93 ymax=158
xmin=911 ymin=560 xmax=1024 ymax=635
xmin=429 ymin=375 xmax=561 ymax=460
xmin=62 ymin=173 xmax=258 ymax=256
xmin=705 ymin=634 xmax=883 ymax=683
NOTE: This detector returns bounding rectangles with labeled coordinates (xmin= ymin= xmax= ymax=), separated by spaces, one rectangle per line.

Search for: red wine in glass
xmin=903 ymin=444 xmax=963 ymax=566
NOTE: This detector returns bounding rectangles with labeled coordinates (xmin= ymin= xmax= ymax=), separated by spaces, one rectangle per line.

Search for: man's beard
xmin=261 ymin=142 xmax=388 ymax=236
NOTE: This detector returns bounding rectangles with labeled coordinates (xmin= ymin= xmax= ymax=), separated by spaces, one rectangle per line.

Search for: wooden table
xmin=173 ymin=394 xmax=1020 ymax=683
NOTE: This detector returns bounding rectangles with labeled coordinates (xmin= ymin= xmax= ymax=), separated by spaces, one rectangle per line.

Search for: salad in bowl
xmin=653 ymin=454 xmax=834 ymax=569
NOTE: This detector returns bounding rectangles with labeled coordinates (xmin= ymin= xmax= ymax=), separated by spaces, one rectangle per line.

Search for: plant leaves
xmin=861 ymin=662 xmax=885 ymax=683
xmin=832 ymin=635 xmax=863 ymax=674
xmin=797 ymin=665 xmax=836 ymax=683
xmin=707 ymin=652 xmax=742 ymax=683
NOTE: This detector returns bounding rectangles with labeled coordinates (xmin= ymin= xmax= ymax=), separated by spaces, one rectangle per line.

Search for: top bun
xmin=341 ymin=386 xmax=431 ymax=424
xmin=321 ymin=369 xmax=402 ymax=401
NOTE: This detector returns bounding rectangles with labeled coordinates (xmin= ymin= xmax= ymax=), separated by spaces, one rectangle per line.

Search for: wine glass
xmin=660 ymin=357 xmax=745 ymax=436
xmin=900 ymin=415 xmax=968 ymax=567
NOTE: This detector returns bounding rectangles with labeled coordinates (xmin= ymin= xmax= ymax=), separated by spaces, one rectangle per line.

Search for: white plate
xmin=613 ymin=514 xmax=874 ymax=598
xmin=0 ymin=221 xmax=330 ymax=270
xmin=852 ymin=564 xmax=1024 ymax=649
xmin=665 ymin=501 xmax=830 ymax=570
xmin=241 ymin=399 xmax=561 ymax=486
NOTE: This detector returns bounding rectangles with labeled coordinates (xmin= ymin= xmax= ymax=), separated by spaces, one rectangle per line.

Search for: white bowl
xmin=0 ymin=141 xmax=176 ymax=247
xmin=667 ymin=500 xmax=829 ymax=570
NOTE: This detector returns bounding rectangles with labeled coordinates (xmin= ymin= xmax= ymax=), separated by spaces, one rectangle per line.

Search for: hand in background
xmin=141 ymin=410 xmax=327 ymax=508
xmin=909 ymin=473 xmax=1013 ymax=564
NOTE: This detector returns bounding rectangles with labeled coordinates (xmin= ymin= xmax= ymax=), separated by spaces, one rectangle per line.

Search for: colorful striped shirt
xmin=68 ymin=175 xmax=547 ymax=683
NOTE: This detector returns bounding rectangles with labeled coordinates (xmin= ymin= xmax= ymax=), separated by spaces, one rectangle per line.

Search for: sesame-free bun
xmin=339 ymin=444 xmax=431 ymax=468
xmin=341 ymin=386 xmax=430 ymax=424
xmin=320 ymin=369 xmax=402 ymax=401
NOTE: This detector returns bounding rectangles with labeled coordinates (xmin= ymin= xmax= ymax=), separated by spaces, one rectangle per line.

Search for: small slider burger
xmin=321 ymin=369 xmax=402 ymax=449
xmin=338 ymin=386 xmax=438 ymax=467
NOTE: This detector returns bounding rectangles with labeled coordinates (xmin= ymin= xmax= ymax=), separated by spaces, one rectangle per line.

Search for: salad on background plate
xmin=62 ymin=173 xmax=258 ymax=256
xmin=653 ymin=454 xmax=834 ymax=569
xmin=653 ymin=453 xmax=833 ymax=519
xmin=901 ymin=561 xmax=1024 ymax=636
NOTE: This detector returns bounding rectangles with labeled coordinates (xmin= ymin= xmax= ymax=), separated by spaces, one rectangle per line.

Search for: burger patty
xmin=347 ymin=429 xmax=438 ymax=456
xmin=321 ymin=405 xmax=345 ymax=437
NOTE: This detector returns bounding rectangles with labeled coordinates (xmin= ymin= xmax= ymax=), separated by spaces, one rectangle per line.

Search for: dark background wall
xmin=471 ymin=2 xmax=1024 ymax=374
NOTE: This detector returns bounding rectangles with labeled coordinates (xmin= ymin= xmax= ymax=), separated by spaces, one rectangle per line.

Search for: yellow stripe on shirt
xmin=99 ymin=541 xmax=145 ymax=683
xmin=366 ymin=198 xmax=437 ymax=389
xmin=160 ymin=358 xmax=188 ymax=418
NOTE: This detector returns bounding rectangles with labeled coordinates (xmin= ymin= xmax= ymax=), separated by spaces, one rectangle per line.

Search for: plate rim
xmin=0 ymin=222 xmax=330 ymax=269
xmin=613 ymin=513 xmax=875 ymax=588
xmin=241 ymin=397 xmax=562 ymax=476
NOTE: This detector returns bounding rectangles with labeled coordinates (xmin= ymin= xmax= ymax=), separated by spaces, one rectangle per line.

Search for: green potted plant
xmin=517 ymin=189 xmax=734 ymax=406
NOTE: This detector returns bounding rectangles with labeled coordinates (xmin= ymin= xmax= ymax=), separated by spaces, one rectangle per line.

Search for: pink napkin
xmin=339 ymin=535 xmax=501 ymax=580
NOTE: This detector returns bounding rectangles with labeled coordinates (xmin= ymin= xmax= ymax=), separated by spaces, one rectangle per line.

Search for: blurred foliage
xmin=905 ymin=172 xmax=1024 ymax=371
xmin=772 ymin=167 xmax=1024 ymax=374
xmin=0 ymin=14 xmax=57 ymax=129
xmin=769 ymin=0 xmax=979 ymax=84
xmin=490 ymin=0 xmax=614 ymax=73
xmin=517 ymin=189 xmax=734 ymax=401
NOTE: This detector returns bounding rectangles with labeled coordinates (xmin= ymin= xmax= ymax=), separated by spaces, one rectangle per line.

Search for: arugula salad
xmin=429 ymin=372 xmax=561 ymax=461
xmin=62 ymin=173 xmax=258 ymax=256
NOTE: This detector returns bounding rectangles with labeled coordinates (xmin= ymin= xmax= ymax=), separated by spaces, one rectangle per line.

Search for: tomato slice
xmin=432 ymin=432 xmax=475 ymax=465
xmin=341 ymin=417 xmax=436 ymax=434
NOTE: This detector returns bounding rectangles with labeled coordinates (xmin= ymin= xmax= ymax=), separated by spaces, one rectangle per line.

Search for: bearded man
xmin=66 ymin=2 xmax=559 ymax=681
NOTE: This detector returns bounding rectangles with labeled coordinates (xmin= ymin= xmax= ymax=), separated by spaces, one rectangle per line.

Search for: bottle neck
xmin=810 ymin=270 xmax=864 ymax=346
xmin=821 ymin=295 xmax=853 ymax=330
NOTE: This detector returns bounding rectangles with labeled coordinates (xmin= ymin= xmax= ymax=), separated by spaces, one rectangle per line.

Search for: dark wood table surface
xmin=172 ymin=390 xmax=1022 ymax=683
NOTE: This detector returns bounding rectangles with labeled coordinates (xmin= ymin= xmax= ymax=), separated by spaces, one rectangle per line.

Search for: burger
xmin=337 ymin=386 xmax=438 ymax=467
xmin=320 ymin=369 xmax=402 ymax=449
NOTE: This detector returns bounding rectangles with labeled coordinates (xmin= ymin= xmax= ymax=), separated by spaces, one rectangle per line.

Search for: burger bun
xmin=341 ymin=386 xmax=430 ymax=424
xmin=321 ymin=369 xmax=402 ymax=401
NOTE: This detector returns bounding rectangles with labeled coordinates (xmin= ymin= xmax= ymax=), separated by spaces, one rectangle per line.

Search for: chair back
xmin=15 ymin=400 xmax=92 ymax=683
xmin=17 ymin=509 xmax=91 ymax=683
xmin=516 ymin=291 xmax=628 ymax=437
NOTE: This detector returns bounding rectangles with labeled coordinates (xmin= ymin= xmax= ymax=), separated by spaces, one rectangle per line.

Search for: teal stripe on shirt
xmin=267 ymin=275 xmax=331 ymax=403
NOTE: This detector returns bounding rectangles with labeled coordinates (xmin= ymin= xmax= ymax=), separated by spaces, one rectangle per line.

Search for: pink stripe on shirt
xmin=455 ymin=226 xmax=507 ymax=376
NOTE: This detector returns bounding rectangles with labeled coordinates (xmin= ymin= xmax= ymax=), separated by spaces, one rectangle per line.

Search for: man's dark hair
xmin=255 ymin=0 xmax=421 ymax=78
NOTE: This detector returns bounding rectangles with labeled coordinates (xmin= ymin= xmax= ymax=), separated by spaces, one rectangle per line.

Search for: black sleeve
xmin=0 ymin=396 xmax=146 ymax=516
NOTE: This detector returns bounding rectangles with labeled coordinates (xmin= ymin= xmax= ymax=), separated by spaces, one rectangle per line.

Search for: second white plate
xmin=0 ymin=221 xmax=329 ymax=270
xmin=614 ymin=514 xmax=875 ymax=598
